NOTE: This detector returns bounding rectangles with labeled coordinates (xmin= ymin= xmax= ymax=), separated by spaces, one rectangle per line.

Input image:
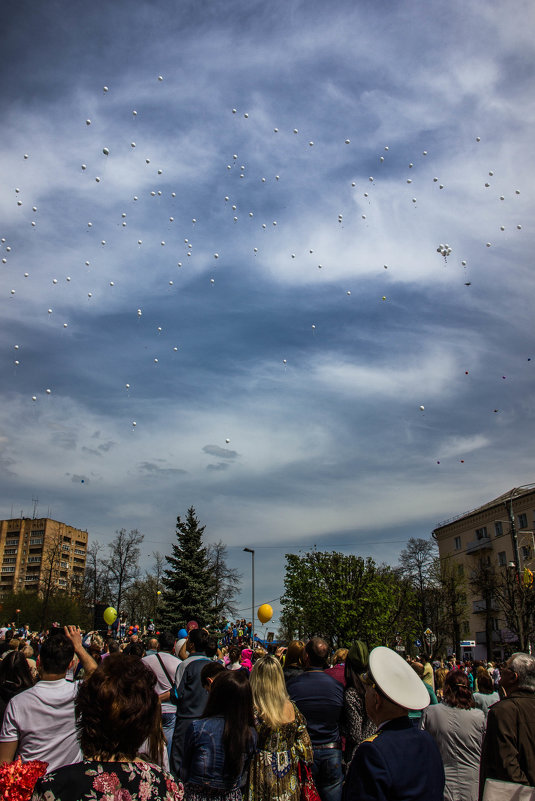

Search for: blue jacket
xmin=182 ymin=716 xmax=257 ymax=791
xmin=342 ymin=717 xmax=445 ymax=801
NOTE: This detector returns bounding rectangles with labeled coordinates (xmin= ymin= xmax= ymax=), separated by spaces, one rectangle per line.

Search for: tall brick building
xmin=0 ymin=517 xmax=88 ymax=599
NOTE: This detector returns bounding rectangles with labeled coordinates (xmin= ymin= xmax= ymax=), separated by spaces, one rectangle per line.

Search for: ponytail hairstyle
xmin=202 ymin=669 xmax=254 ymax=778
xmin=442 ymin=669 xmax=474 ymax=709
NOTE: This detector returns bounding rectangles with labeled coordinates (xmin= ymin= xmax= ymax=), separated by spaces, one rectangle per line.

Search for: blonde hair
xmin=250 ymin=655 xmax=289 ymax=729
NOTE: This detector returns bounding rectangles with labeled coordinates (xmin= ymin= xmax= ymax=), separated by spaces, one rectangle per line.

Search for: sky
xmin=1 ymin=0 xmax=534 ymax=631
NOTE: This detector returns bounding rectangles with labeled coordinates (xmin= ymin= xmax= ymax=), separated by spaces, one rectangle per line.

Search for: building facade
xmin=0 ymin=517 xmax=88 ymax=599
xmin=433 ymin=486 xmax=535 ymax=661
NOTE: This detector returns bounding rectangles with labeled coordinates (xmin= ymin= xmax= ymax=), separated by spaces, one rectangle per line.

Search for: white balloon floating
xmin=46 ymin=389 xmax=51 ymax=395
xmin=419 ymin=405 xmax=425 ymax=411
xmin=225 ymin=438 xmax=230 ymax=444
xmin=103 ymin=147 xmax=109 ymax=156
xmin=158 ymin=75 xmax=163 ymax=81
xmin=103 ymin=86 xmax=108 ymax=92
xmin=131 ymin=142 xmax=136 ymax=148
xmin=81 ymin=164 xmax=87 ymax=170
xmin=86 ymin=119 xmax=91 ymax=126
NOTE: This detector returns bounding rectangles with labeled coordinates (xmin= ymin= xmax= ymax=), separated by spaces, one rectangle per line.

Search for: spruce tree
xmin=161 ymin=507 xmax=220 ymax=631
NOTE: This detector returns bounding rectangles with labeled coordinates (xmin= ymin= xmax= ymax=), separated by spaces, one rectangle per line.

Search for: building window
xmin=498 ymin=551 xmax=507 ymax=567
xmin=457 ymin=564 xmax=464 ymax=577
xmin=30 ymin=530 xmax=44 ymax=536
xmin=1 ymin=567 xmax=15 ymax=573
xmin=27 ymin=556 xmax=41 ymax=563
xmin=521 ymin=546 xmax=531 ymax=561
xmin=3 ymin=549 xmax=17 ymax=556
xmin=5 ymin=539 xmax=19 ymax=546
xmin=29 ymin=537 xmax=43 ymax=545
xmin=518 ymin=513 xmax=528 ymax=529
xmin=476 ymin=527 xmax=488 ymax=540
xmin=494 ymin=521 xmax=503 ymax=536
xmin=2 ymin=558 xmax=16 ymax=564
xmin=455 ymin=536 xmax=462 ymax=550
xmin=462 ymin=621 xmax=470 ymax=637
xmin=74 ymin=548 xmax=85 ymax=555
xmin=62 ymin=545 xmax=70 ymax=552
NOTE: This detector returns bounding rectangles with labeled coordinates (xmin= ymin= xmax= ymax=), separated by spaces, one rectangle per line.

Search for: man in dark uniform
xmin=343 ymin=646 xmax=445 ymax=801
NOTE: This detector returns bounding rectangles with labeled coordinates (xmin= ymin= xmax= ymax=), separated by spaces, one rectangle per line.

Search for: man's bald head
xmin=305 ymin=637 xmax=329 ymax=668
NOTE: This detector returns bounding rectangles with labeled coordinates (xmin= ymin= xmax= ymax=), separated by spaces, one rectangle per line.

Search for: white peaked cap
xmin=369 ymin=646 xmax=430 ymax=711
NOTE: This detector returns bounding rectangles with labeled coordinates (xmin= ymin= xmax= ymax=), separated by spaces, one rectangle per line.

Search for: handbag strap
xmin=156 ymin=653 xmax=175 ymax=687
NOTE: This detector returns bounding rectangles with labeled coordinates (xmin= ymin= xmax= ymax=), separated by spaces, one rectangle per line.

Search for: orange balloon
xmin=257 ymin=604 xmax=273 ymax=624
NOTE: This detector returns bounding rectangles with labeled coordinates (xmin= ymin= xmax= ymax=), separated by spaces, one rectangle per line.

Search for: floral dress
xmin=31 ymin=759 xmax=184 ymax=801
xmin=248 ymin=704 xmax=313 ymax=801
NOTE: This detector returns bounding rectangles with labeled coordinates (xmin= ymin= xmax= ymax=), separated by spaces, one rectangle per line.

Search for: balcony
xmin=466 ymin=536 xmax=492 ymax=554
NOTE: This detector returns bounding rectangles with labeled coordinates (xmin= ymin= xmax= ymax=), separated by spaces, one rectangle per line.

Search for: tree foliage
xmin=161 ymin=507 xmax=221 ymax=631
xmin=280 ymin=550 xmax=418 ymax=648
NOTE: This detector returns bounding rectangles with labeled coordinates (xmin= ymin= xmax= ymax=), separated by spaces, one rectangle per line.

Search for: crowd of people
xmin=0 ymin=620 xmax=534 ymax=801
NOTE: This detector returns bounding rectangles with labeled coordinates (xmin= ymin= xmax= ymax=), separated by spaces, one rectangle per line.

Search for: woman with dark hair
xmin=31 ymin=654 xmax=183 ymax=800
xmin=0 ymin=651 xmax=34 ymax=723
xmin=473 ymin=671 xmax=500 ymax=718
xmin=421 ymin=670 xmax=486 ymax=801
xmin=182 ymin=669 xmax=257 ymax=801
xmin=340 ymin=641 xmax=376 ymax=769
xmin=248 ymin=654 xmax=312 ymax=801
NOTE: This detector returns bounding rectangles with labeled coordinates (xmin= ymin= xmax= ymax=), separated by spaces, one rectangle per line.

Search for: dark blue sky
xmin=1 ymin=0 xmax=534 ymax=627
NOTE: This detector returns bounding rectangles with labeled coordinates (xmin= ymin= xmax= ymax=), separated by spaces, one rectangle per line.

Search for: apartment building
xmin=0 ymin=517 xmax=88 ymax=599
xmin=433 ymin=485 xmax=535 ymax=661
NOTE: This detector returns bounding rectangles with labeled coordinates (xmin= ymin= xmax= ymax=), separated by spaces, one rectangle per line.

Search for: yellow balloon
xmin=103 ymin=606 xmax=117 ymax=625
xmin=257 ymin=604 xmax=273 ymax=624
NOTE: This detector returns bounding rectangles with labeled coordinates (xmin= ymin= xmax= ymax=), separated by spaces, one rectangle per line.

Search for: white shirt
xmin=142 ymin=652 xmax=181 ymax=714
xmin=0 ymin=678 xmax=82 ymax=772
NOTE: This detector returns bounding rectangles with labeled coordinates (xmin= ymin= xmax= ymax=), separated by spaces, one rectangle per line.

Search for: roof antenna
xmin=32 ymin=496 xmax=39 ymax=519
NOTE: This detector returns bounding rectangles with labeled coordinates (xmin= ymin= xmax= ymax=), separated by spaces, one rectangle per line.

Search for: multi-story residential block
xmin=0 ymin=517 xmax=88 ymax=599
xmin=433 ymin=485 xmax=535 ymax=661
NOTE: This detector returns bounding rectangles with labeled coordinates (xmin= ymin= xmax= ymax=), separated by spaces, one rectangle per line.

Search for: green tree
xmin=161 ymin=507 xmax=220 ymax=630
xmin=280 ymin=550 xmax=418 ymax=649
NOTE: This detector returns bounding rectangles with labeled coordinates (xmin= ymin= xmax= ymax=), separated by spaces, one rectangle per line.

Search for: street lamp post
xmin=243 ymin=548 xmax=255 ymax=646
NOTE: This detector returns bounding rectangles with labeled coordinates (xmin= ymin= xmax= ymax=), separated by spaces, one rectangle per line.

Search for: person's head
xmin=147 ymin=637 xmax=158 ymax=651
xmin=205 ymin=635 xmax=218 ymax=658
xmin=332 ymin=648 xmax=348 ymax=666
xmin=228 ymin=646 xmax=241 ymax=665
xmin=304 ymin=637 xmax=329 ymax=669
xmin=411 ymin=661 xmax=425 ymax=679
xmin=442 ymin=670 xmax=474 ymax=709
xmin=90 ymin=634 xmax=104 ymax=651
xmin=362 ymin=647 xmax=430 ymax=725
xmin=39 ymin=633 xmax=74 ymax=676
xmin=129 ymin=633 xmax=139 ymax=643
xmin=434 ymin=667 xmax=448 ymax=691
xmin=284 ymin=640 xmax=305 ymax=669
xmin=203 ymin=669 xmax=254 ymax=778
xmin=188 ymin=628 xmax=210 ymax=655
xmin=9 ymin=638 xmax=21 ymax=651
xmin=0 ymin=651 xmax=34 ymax=690
xmin=201 ymin=661 xmax=226 ymax=690
xmin=107 ymin=638 xmax=121 ymax=654
xmin=250 ymin=654 xmax=289 ymax=728
xmin=76 ymin=654 xmax=159 ymax=760
xmin=128 ymin=640 xmax=146 ymax=658
xmin=158 ymin=630 xmax=176 ymax=653
xmin=345 ymin=641 xmax=369 ymax=689
xmin=476 ymin=673 xmax=494 ymax=695
xmin=500 ymin=652 xmax=535 ymax=694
